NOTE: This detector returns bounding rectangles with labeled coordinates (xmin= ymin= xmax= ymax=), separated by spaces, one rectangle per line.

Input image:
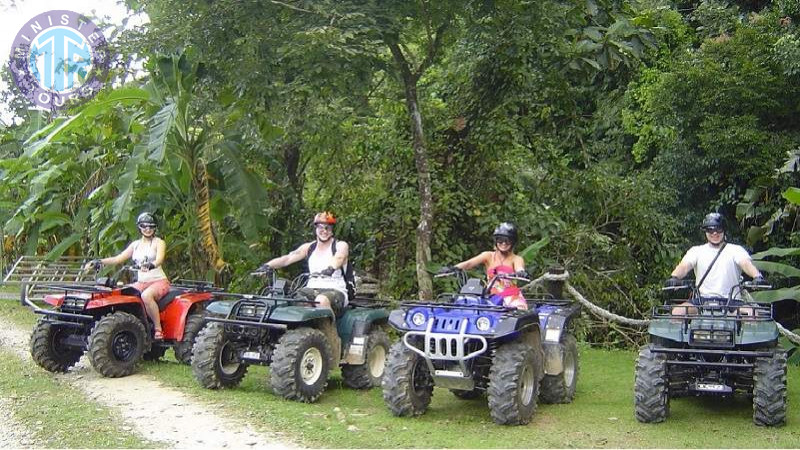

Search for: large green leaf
xmin=518 ymin=237 xmax=550 ymax=262
xmin=782 ymin=187 xmax=800 ymax=205
xmin=752 ymin=260 xmax=800 ymax=278
xmin=45 ymin=233 xmax=82 ymax=260
xmin=750 ymin=287 xmax=800 ymax=303
xmin=148 ymin=99 xmax=177 ymax=163
xmin=214 ymin=141 xmax=271 ymax=242
xmin=751 ymin=247 xmax=800 ymax=259
xmin=37 ymin=211 xmax=72 ymax=233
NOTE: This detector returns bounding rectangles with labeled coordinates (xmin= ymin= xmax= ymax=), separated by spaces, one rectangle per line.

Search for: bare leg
xmin=314 ymin=294 xmax=332 ymax=311
xmin=671 ymin=301 xmax=697 ymax=316
xmin=141 ymin=286 xmax=163 ymax=333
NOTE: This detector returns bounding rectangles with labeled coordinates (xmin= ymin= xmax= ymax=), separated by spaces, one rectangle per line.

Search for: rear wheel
xmin=342 ymin=329 xmax=391 ymax=389
xmin=382 ymin=341 xmax=434 ymax=417
xmin=753 ymin=351 xmax=787 ymax=426
xmin=540 ymin=333 xmax=579 ymax=404
xmin=88 ymin=312 xmax=147 ymax=378
xmin=192 ymin=322 xmax=248 ymax=389
xmin=270 ymin=328 xmax=332 ymax=403
xmin=488 ymin=341 xmax=541 ymax=425
xmin=30 ymin=320 xmax=84 ymax=372
xmin=634 ymin=347 xmax=669 ymax=423
xmin=174 ymin=311 xmax=207 ymax=364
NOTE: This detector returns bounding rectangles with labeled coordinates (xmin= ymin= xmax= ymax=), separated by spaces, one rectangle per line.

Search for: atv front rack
xmin=171 ymin=279 xmax=225 ymax=292
xmin=652 ymin=303 xmax=773 ymax=320
xmin=205 ymin=292 xmax=317 ymax=330
xmin=399 ymin=300 xmax=514 ymax=313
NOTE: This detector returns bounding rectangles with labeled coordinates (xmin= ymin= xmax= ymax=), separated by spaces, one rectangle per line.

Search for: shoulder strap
xmin=306 ymin=241 xmax=317 ymax=260
xmin=696 ymin=242 xmax=727 ymax=290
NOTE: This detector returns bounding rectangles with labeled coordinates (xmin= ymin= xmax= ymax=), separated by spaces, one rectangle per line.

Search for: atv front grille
xmin=403 ymin=317 xmax=488 ymax=361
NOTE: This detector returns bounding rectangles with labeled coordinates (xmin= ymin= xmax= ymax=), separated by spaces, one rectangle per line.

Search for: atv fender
xmin=207 ymin=300 xmax=235 ymax=317
xmin=338 ymin=307 xmax=390 ymax=365
xmin=542 ymin=342 xmax=564 ymax=376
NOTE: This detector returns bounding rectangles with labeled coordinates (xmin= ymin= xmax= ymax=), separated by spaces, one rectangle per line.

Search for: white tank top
xmin=306 ymin=241 xmax=348 ymax=303
xmin=131 ymin=238 xmax=168 ymax=282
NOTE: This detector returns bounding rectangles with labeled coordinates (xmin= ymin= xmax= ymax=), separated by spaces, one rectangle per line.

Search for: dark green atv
xmin=634 ymin=280 xmax=787 ymax=426
xmin=191 ymin=272 xmax=391 ymax=403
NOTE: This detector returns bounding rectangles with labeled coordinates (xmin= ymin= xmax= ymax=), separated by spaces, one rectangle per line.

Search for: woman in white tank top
xmin=85 ymin=212 xmax=171 ymax=339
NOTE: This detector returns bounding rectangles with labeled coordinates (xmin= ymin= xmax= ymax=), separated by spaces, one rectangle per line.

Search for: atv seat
xmin=157 ymin=288 xmax=185 ymax=311
xmin=120 ymin=286 xmax=141 ymax=297
xmin=459 ymin=278 xmax=484 ymax=296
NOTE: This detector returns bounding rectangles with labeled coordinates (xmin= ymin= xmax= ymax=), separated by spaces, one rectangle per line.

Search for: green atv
xmin=191 ymin=272 xmax=391 ymax=403
xmin=634 ymin=280 xmax=787 ymax=426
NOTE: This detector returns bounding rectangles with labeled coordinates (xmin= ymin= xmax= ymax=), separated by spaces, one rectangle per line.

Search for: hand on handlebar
xmin=435 ymin=265 xmax=459 ymax=277
xmin=319 ymin=266 xmax=336 ymax=277
xmin=252 ymin=264 xmax=274 ymax=277
xmin=514 ymin=269 xmax=530 ymax=280
xmin=85 ymin=259 xmax=102 ymax=271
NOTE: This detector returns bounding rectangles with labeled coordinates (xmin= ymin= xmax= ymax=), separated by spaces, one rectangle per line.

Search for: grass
xmin=0 ymin=348 xmax=162 ymax=448
xmin=2 ymin=299 xmax=800 ymax=448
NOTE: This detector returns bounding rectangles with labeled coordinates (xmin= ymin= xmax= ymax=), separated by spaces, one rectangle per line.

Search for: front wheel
xmin=270 ymin=328 xmax=332 ymax=403
xmin=753 ymin=351 xmax=787 ymax=426
xmin=488 ymin=341 xmax=541 ymax=425
xmin=30 ymin=320 xmax=84 ymax=373
xmin=342 ymin=329 xmax=391 ymax=389
xmin=191 ymin=322 xmax=248 ymax=389
xmin=88 ymin=312 xmax=147 ymax=378
xmin=382 ymin=341 xmax=434 ymax=417
xmin=540 ymin=333 xmax=579 ymax=404
xmin=634 ymin=347 xmax=670 ymax=423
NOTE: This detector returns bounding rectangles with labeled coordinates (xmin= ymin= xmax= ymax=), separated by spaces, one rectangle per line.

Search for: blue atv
xmin=383 ymin=269 xmax=577 ymax=425
xmin=526 ymin=269 xmax=581 ymax=404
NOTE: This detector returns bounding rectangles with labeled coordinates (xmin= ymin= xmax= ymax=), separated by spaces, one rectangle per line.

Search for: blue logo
xmin=8 ymin=10 xmax=110 ymax=110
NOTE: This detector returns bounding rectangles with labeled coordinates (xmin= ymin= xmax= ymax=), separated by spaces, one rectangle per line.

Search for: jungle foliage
xmin=2 ymin=0 xmax=800 ymax=347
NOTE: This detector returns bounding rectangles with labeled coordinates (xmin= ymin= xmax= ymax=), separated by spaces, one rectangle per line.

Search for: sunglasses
xmin=139 ymin=225 xmax=156 ymax=230
xmin=495 ymin=237 xmax=512 ymax=245
xmin=315 ymin=223 xmax=333 ymax=231
xmin=704 ymin=227 xmax=723 ymax=234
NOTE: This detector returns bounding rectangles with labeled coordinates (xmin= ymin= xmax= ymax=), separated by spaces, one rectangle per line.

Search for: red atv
xmin=24 ymin=266 xmax=223 ymax=377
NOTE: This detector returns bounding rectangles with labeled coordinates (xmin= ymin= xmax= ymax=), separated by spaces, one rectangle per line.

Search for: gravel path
xmin=0 ymin=315 xmax=296 ymax=449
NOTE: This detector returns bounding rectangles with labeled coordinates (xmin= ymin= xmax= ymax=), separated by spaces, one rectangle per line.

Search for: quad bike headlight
xmin=410 ymin=312 xmax=427 ymax=326
xmin=475 ymin=316 xmax=492 ymax=331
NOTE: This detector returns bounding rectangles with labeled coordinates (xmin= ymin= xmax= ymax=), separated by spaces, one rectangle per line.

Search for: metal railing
xmin=0 ymin=256 xmax=95 ymax=302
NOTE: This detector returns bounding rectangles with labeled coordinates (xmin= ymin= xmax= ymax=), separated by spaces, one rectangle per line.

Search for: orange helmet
xmin=313 ymin=211 xmax=337 ymax=225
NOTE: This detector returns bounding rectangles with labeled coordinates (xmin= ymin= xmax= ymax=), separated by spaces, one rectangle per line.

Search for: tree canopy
xmin=3 ymin=0 xmax=800 ymax=346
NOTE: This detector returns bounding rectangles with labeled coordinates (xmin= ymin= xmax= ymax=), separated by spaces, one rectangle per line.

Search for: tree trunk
xmin=406 ymin=87 xmax=434 ymax=301
xmin=193 ymin=159 xmax=226 ymax=275
xmin=387 ymin=44 xmax=434 ymax=301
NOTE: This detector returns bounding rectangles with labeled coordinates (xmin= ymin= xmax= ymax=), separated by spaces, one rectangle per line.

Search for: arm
xmin=670 ymin=260 xmax=693 ymax=279
xmin=454 ymin=252 xmax=491 ymax=271
xmin=512 ymin=255 xmax=526 ymax=272
xmin=153 ymin=238 xmax=166 ymax=267
xmin=99 ymin=242 xmax=135 ymax=266
xmin=738 ymin=258 xmax=762 ymax=279
xmin=330 ymin=241 xmax=349 ymax=270
xmin=266 ymin=243 xmax=312 ymax=269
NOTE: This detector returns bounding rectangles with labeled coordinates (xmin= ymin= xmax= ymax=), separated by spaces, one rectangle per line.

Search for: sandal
xmin=154 ymin=330 xmax=164 ymax=340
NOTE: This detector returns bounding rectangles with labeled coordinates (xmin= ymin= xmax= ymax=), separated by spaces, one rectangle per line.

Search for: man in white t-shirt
xmin=666 ymin=213 xmax=766 ymax=313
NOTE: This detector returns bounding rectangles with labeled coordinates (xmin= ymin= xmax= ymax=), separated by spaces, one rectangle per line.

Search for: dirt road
xmin=0 ymin=316 xmax=296 ymax=449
